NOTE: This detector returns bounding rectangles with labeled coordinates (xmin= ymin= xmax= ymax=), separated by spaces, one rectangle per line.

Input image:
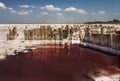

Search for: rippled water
xmin=0 ymin=44 xmax=119 ymax=81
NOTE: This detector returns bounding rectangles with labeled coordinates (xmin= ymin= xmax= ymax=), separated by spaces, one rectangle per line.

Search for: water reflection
xmin=0 ymin=44 xmax=120 ymax=81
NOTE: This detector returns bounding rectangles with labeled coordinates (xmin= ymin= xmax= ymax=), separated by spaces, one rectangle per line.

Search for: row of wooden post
xmin=84 ymin=26 xmax=120 ymax=50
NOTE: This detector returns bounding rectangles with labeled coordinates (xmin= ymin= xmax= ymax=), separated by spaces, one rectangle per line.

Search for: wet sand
xmin=0 ymin=44 xmax=120 ymax=81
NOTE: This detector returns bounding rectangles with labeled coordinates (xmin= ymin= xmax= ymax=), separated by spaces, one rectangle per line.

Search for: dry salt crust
xmin=94 ymin=74 xmax=120 ymax=81
xmin=0 ymin=24 xmax=80 ymax=59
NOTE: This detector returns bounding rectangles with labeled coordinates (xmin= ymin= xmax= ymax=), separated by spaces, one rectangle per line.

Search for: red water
xmin=0 ymin=44 xmax=120 ymax=81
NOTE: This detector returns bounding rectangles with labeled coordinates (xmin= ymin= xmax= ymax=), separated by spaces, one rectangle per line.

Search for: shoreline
xmin=80 ymin=42 xmax=120 ymax=56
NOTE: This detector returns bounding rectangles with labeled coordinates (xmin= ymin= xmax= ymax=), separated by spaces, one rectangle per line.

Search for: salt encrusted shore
xmin=0 ymin=40 xmax=80 ymax=59
xmin=0 ymin=23 xmax=120 ymax=58
xmin=81 ymin=42 xmax=120 ymax=55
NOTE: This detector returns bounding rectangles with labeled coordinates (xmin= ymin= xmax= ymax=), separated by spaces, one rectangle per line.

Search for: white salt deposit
xmin=0 ymin=24 xmax=79 ymax=60
xmin=94 ymin=74 xmax=120 ymax=81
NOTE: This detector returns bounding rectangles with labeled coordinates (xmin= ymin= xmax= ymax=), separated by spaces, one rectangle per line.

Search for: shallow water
xmin=0 ymin=44 xmax=119 ymax=81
